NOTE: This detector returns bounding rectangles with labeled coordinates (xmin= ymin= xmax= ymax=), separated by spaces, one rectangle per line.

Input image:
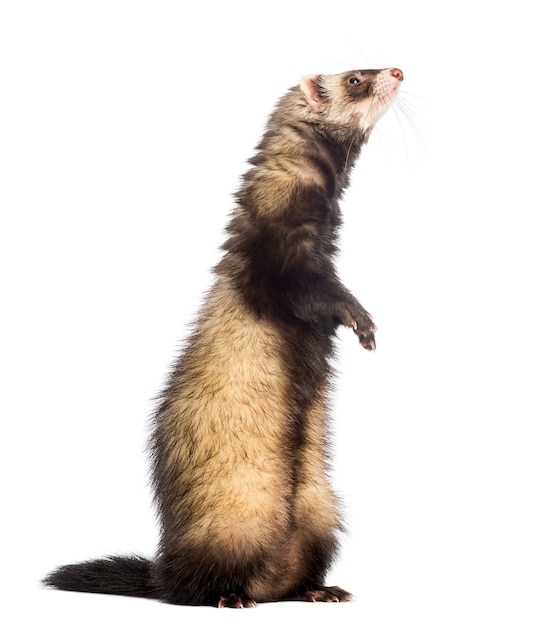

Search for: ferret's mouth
xmin=378 ymin=68 xmax=403 ymax=99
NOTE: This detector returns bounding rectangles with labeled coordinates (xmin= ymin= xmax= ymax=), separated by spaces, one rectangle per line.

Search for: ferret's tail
xmin=43 ymin=555 xmax=157 ymax=599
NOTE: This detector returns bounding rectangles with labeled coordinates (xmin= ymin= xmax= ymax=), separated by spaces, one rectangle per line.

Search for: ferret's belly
xmin=161 ymin=278 xmax=293 ymax=551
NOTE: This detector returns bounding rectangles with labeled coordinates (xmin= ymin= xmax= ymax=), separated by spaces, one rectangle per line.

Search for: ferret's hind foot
xmin=297 ymin=585 xmax=353 ymax=603
xmin=217 ymin=592 xmax=257 ymax=608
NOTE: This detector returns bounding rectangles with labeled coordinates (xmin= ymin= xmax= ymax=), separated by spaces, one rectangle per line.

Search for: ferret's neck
xmin=252 ymin=122 xmax=364 ymax=198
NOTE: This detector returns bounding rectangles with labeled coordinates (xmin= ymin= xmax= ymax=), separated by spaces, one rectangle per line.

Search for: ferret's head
xmin=299 ymin=67 xmax=403 ymax=140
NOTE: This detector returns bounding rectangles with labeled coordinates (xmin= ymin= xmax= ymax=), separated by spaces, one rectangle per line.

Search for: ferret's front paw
xmin=336 ymin=302 xmax=376 ymax=351
xmin=353 ymin=315 xmax=376 ymax=351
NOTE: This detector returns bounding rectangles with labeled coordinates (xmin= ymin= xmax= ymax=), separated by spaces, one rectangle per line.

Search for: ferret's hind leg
xmin=217 ymin=593 xmax=257 ymax=608
xmin=294 ymin=584 xmax=353 ymax=603
xmin=289 ymin=391 xmax=354 ymax=601
xmin=153 ymin=549 xmax=263 ymax=607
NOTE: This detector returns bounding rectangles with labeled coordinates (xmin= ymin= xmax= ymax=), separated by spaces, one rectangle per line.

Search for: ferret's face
xmin=301 ymin=68 xmax=403 ymax=137
xmin=338 ymin=68 xmax=403 ymax=131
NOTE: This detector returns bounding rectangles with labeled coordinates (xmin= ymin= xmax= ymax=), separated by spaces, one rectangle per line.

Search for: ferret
xmin=43 ymin=67 xmax=403 ymax=608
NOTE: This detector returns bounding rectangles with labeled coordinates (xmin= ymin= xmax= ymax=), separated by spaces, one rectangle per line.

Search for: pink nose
xmin=390 ymin=68 xmax=403 ymax=81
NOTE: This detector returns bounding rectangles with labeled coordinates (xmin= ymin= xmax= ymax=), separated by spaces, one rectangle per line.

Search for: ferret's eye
xmin=348 ymin=76 xmax=360 ymax=85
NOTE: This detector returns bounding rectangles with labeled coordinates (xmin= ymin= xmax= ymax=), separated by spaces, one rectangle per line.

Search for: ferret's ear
xmin=300 ymin=74 xmax=322 ymax=111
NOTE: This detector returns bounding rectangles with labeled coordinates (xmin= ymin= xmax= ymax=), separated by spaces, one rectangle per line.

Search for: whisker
xmin=347 ymin=41 xmax=378 ymax=70
xmin=390 ymin=101 xmax=412 ymax=161
xmin=397 ymin=89 xmax=427 ymax=103
xmin=393 ymin=93 xmax=426 ymax=162
xmin=345 ymin=135 xmax=358 ymax=170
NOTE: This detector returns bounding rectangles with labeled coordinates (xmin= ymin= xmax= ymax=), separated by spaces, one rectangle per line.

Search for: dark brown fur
xmin=43 ymin=67 xmax=403 ymax=607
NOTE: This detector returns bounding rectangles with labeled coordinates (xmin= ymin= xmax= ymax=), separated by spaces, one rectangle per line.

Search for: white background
xmin=1 ymin=1 xmax=543 ymax=624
